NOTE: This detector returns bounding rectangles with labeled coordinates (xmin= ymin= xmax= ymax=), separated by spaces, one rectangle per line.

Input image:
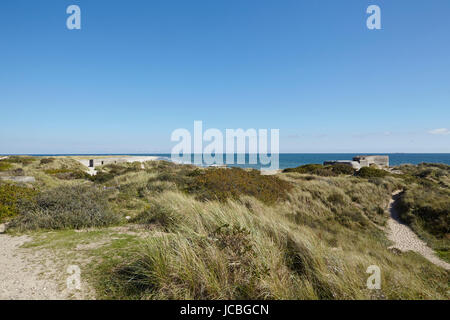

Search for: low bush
xmin=40 ymin=158 xmax=55 ymax=165
xmin=8 ymin=185 xmax=120 ymax=231
xmin=283 ymin=164 xmax=325 ymax=174
xmin=44 ymin=169 xmax=89 ymax=180
xmin=0 ymin=161 xmax=13 ymax=172
xmin=11 ymin=168 xmax=25 ymax=176
xmin=185 ymin=168 xmax=293 ymax=205
xmin=397 ymin=187 xmax=449 ymax=239
xmin=391 ymin=163 xmax=449 ymax=261
xmin=3 ymin=156 xmax=36 ymax=166
xmin=398 ymin=163 xmax=449 ymax=182
xmin=105 ymin=163 xmax=142 ymax=176
xmin=330 ymin=164 xmax=355 ymax=175
xmin=0 ymin=183 xmax=37 ymax=222
xmin=283 ymin=164 xmax=355 ymax=176
xmin=89 ymin=171 xmax=116 ymax=183
xmin=89 ymin=163 xmax=144 ymax=184
xmin=356 ymin=167 xmax=389 ymax=178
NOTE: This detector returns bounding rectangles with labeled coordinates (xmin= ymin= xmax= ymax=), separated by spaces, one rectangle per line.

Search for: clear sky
xmin=1 ymin=0 xmax=449 ymax=154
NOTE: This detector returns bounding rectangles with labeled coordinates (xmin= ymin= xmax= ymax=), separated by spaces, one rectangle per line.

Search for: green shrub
xmin=397 ymin=188 xmax=449 ymax=239
xmin=44 ymin=169 xmax=89 ymax=180
xmin=8 ymin=185 xmax=120 ymax=231
xmin=0 ymin=184 xmax=37 ymax=222
xmin=393 ymin=163 xmax=449 ymax=259
xmin=283 ymin=164 xmax=325 ymax=174
xmin=89 ymin=171 xmax=115 ymax=183
xmin=0 ymin=161 xmax=13 ymax=172
xmin=357 ymin=167 xmax=388 ymax=178
xmin=39 ymin=158 xmax=55 ymax=165
xmin=185 ymin=168 xmax=292 ymax=205
xmin=283 ymin=164 xmax=354 ymax=176
xmin=3 ymin=156 xmax=36 ymax=166
xmin=11 ymin=168 xmax=25 ymax=176
xmin=398 ymin=163 xmax=449 ymax=181
xmin=330 ymin=164 xmax=355 ymax=175
xmin=89 ymin=163 xmax=144 ymax=184
xmin=105 ymin=163 xmax=141 ymax=176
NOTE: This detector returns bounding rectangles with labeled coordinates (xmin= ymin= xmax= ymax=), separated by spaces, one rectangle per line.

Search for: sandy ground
xmin=0 ymin=227 xmax=65 ymax=299
xmin=386 ymin=191 xmax=450 ymax=270
xmin=0 ymin=224 xmax=90 ymax=300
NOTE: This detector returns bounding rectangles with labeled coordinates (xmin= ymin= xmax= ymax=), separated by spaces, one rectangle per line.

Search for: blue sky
xmin=1 ymin=0 xmax=449 ymax=153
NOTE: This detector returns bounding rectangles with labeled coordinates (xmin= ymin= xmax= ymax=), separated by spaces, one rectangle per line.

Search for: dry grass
xmin=96 ymin=167 xmax=448 ymax=300
xmin=5 ymin=158 xmax=449 ymax=300
xmin=99 ymin=188 xmax=448 ymax=300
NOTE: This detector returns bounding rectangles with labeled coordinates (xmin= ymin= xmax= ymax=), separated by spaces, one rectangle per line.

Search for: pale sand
xmin=0 ymin=225 xmax=69 ymax=299
xmin=73 ymin=156 xmax=159 ymax=176
xmin=386 ymin=191 xmax=450 ymax=270
xmin=74 ymin=155 xmax=159 ymax=167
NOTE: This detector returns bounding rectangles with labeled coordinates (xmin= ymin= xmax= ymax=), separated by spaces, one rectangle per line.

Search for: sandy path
xmin=386 ymin=191 xmax=450 ymax=270
xmin=0 ymin=227 xmax=68 ymax=299
xmin=0 ymin=224 xmax=93 ymax=300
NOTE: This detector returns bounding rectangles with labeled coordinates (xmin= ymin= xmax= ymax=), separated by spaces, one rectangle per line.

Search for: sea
xmin=15 ymin=153 xmax=450 ymax=170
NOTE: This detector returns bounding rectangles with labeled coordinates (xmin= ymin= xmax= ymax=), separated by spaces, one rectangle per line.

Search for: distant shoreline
xmin=2 ymin=154 xmax=450 ymax=169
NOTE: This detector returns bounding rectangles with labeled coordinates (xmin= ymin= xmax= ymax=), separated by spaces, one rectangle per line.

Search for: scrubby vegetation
xmin=283 ymin=164 xmax=355 ymax=176
xmin=8 ymin=185 xmax=120 ymax=231
xmin=2 ymin=157 xmax=449 ymax=300
xmin=39 ymin=158 xmax=55 ymax=165
xmin=44 ymin=168 xmax=89 ymax=180
xmin=184 ymin=168 xmax=293 ymax=205
xmin=0 ymin=161 xmax=13 ymax=171
xmin=0 ymin=183 xmax=37 ymax=222
xmin=2 ymin=156 xmax=37 ymax=166
xmin=100 ymin=184 xmax=447 ymax=300
xmin=395 ymin=163 xmax=450 ymax=261
xmin=91 ymin=163 xmax=143 ymax=183
xmin=356 ymin=166 xmax=389 ymax=178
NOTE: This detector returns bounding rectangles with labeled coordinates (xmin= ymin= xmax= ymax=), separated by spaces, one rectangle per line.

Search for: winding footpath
xmin=386 ymin=191 xmax=450 ymax=270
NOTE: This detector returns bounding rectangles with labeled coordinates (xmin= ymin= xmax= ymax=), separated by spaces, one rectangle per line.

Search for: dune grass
xmin=4 ymin=159 xmax=449 ymax=300
xmin=98 ymin=188 xmax=448 ymax=300
xmin=394 ymin=163 xmax=450 ymax=262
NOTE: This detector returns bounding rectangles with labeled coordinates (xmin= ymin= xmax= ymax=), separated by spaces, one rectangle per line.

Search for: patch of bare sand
xmin=0 ymin=225 xmax=92 ymax=300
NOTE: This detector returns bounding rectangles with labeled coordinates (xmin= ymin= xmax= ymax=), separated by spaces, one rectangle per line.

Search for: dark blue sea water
xmin=10 ymin=153 xmax=450 ymax=170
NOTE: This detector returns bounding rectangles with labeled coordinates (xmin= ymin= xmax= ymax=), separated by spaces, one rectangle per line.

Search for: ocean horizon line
xmin=2 ymin=152 xmax=450 ymax=156
xmin=2 ymin=153 xmax=450 ymax=168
